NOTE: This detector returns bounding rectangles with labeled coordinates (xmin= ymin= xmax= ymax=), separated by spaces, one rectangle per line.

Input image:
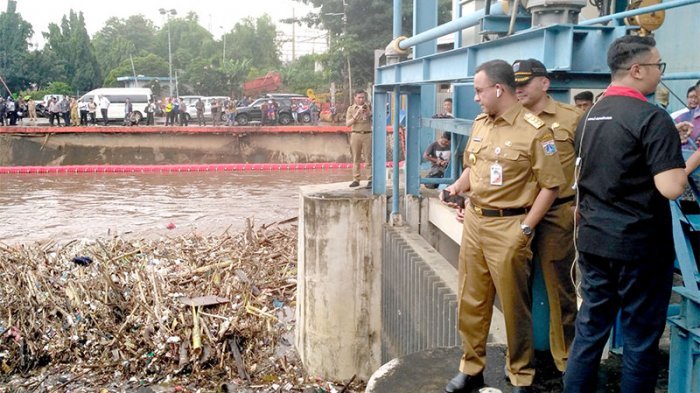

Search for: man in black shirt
xmin=564 ymin=36 xmax=687 ymax=393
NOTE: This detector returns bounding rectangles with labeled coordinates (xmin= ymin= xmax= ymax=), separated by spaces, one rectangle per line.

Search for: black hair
xmin=354 ymin=90 xmax=366 ymax=97
xmin=574 ymin=91 xmax=594 ymax=102
xmin=689 ymin=86 xmax=698 ymax=96
xmin=475 ymin=59 xmax=516 ymax=91
xmin=444 ymin=98 xmax=452 ymax=103
xmin=607 ymin=35 xmax=656 ymax=76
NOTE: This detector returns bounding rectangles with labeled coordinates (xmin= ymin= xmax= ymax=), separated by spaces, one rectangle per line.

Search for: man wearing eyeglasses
xmin=564 ymin=35 xmax=687 ymax=393
xmin=442 ymin=59 xmax=565 ymax=393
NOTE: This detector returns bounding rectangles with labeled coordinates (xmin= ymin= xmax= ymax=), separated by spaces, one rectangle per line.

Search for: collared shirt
xmin=536 ymin=97 xmax=583 ymax=199
xmin=464 ymin=103 xmax=566 ymax=209
xmin=575 ymin=95 xmax=685 ymax=260
xmin=346 ymin=104 xmax=372 ymax=132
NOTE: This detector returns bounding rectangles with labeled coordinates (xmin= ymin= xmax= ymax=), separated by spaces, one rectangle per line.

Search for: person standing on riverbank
xmin=88 ymin=98 xmax=97 ymax=125
xmin=346 ymin=90 xmax=373 ymax=188
xmin=99 ymin=95 xmax=110 ymax=126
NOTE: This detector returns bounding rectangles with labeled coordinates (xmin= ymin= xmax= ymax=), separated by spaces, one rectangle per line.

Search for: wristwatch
xmin=520 ymin=223 xmax=533 ymax=236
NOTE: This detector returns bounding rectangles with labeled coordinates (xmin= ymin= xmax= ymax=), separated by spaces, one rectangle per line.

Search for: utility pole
xmin=292 ymin=8 xmax=296 ymax=61
xmin=159 ymin=8 xmax=177 ymax=97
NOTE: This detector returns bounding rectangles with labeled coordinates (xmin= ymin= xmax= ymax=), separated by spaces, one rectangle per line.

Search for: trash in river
xmin=71 ymin=256 xmax=93 ymax=266
xmin=0 ymin=218 xmax=366 ymax=392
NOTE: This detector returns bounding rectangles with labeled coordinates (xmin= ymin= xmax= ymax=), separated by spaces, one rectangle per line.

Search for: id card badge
xmin=490 ymin=163 xmax=503 ymax=186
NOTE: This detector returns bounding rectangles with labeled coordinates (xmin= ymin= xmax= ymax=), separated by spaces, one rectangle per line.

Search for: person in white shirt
xmin=99 ymin=95 xmax=110 ymax=126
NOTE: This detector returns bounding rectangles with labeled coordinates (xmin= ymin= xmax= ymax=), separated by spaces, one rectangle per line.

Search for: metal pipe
xmin=578 ymin=0 xmax=700 ymax=26
xmin=393 ymin=0 xmax=402 ymax=38
xmin=399 ymin=1 xmax=507 ymax=50
xmin=392 ymin=87 xmax=401 ymax=215
xmin=661 ymin=72 xmax=700 ymax=81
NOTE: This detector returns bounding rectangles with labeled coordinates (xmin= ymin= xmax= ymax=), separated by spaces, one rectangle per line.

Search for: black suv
xmin=235 ymin=94 xmax=308 ymax=126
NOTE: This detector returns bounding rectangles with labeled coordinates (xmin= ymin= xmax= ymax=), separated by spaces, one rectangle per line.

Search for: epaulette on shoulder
xmin=556 ymin=101 xmax=582 ymax=115
xmin=523 ymin=112 xmax=545 ymax=129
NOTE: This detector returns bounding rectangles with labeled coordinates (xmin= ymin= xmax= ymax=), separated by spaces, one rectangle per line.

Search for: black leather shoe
xmin=512 ymin=386 xmax=534 ymax=393
xmin=367 ymin=180 xmax=372 ymax=188
xmin=349 ymin=181 xmax=360 ymax=187
xmin=444 ymin=372 xmax=484 ymax=393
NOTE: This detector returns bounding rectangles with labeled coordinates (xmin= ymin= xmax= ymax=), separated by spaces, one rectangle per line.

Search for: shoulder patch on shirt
xmin=542 ymin=139 xmax=557 ymax=155
xmin=524 ymin=112 xmax=545 ymax=129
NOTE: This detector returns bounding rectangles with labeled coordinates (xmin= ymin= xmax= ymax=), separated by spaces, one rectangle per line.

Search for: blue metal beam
xmin=399 ymin=1 xmax=508 ymax=50
xmin=377 ymin=25 xmax=627 ymax=87
xmin=372 ymin=90 xmax=388 ymax=195
xmin=406 ymin=93 xmax=422 ymax=195
xmin=392 ymin=87 xmax=401 ymax=213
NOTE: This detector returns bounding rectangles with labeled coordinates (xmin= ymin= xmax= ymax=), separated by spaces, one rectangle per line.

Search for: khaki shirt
xmin=537 ymin=97 xmax=583 ymax=199
xmin=464 ymin=103 xmax=565 ymax=209
xmin=346 ymin=104 xmax=372 ymax=132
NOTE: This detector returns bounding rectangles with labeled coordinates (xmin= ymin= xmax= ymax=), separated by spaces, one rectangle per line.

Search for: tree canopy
xmin=1 ymin=3 xmax=451 ymax=100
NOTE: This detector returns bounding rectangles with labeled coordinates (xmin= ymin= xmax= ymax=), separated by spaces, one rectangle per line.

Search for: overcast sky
xmin=7 ymin=0 xmax=327 ymax=60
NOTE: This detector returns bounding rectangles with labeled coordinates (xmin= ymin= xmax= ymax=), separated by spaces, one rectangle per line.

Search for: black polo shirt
xmin=575 ymin=95 xmax=685 ymax=261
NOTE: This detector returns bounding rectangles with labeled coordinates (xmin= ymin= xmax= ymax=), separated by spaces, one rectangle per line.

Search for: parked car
xmin=184 ymin=96 xmax=229 ymax=122
xmin=235 ymin=94 xmax=309 ymax=126
xmin=80 ymin=88 xmax=153 ymax=124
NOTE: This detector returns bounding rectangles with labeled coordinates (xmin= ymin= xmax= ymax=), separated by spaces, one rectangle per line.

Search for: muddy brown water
xmin=0 ymin=169 xmax=352 ymax=244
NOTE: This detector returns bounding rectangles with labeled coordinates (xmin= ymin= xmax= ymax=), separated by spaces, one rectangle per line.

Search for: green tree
xmin=291 ymin=0 xmax=451 ymax=92
xmin=103 ymin=54 xmax=169 ymax=87
xmin=226 ymin=15 xmax=282 ymax=75
xmin=0 ymin=0 xmax=33 ymax=92
xmin=93 ymin=15 xmax=158 ymax=77
xmin=44 ymin=10 xmax=101 ymax=92
xmin=156 ymin=12 xmax=217 ymax=75
xmin=281 ymin=54 xmax=327 ymax=94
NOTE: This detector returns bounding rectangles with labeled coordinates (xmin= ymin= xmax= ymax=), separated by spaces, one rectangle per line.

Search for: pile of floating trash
xmin=0 ymin=219 xmax=363 ymax=392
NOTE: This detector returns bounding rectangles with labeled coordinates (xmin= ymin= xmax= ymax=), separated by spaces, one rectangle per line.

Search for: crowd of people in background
xmin=0 ymin=95 xmax=36 ymax=126
xmin=0 ymin=93 xmax=336 ymax=127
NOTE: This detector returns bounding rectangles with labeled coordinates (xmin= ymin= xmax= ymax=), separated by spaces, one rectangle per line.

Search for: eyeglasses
xmin=474 ymin=84 xmax=497 ymax=96
xmin=625 ymin=62 xmax=666 ymax=73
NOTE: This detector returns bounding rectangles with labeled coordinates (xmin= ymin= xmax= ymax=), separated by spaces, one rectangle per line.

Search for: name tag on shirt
xmin=490 ymin=163 xmax=503 ymax=186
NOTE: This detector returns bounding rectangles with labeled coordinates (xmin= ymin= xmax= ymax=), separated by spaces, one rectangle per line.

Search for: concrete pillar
xmin=296 ymin=183 xmax=386 ymax=380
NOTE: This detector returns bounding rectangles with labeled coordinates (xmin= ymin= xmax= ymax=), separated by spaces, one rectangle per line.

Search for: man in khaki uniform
xmin=513 ymin=58 xmax=583 ymax=374
xmin=346 ymin=90 xmax=373 ymax=187
xmin=442 ymin=59 xmax=566 ymax=393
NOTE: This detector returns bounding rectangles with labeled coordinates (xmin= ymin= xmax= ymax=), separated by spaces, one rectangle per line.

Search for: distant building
xmin=117 ymin=76 xmax=174 ymax=92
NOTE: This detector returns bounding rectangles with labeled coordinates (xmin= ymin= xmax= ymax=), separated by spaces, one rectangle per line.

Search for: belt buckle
xmin=473 ymin=206 xmax=482 ymax=215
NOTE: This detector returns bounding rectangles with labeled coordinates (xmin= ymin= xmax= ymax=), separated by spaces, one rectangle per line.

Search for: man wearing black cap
xmin=512 ymin=58 xmax=583 ymax=377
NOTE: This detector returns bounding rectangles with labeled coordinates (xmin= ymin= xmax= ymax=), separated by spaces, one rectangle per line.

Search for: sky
xmin=6 ymin=0 xmax=328 ymax=61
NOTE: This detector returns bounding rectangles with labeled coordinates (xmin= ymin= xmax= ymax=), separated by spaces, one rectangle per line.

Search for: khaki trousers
xmin=533 ymin=202 xmax=577 ymax=372
xmin=458 ymin=206 xmax=535 ymax=386
xmin=350 ymin=132 xmax=372 ymax=181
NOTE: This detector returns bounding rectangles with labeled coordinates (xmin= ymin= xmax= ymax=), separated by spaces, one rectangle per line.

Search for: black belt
xmin=551 ymin=195 xmax=575 ymax=208
xmin=471 ymin=205 xmax=530 ymax=217
xmin=352 ymin=131 xmax=371 ymax=134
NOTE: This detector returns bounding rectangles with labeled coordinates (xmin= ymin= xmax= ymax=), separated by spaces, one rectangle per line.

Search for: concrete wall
xmin=296 ymin=183 xmax=386 ymax=380
xmin=0 ymin=132 xmax=352 ymax=166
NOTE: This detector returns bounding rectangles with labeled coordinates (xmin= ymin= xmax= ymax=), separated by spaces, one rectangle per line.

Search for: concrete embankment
xmin=0 ymin=125 xmax=360 ymax=166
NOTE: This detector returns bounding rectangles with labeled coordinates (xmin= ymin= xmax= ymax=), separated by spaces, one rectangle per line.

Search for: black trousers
xmin=101 ymin=109 xmax=108 ymax=125
xmin=564 ymin=251 xmax=674 ymax=393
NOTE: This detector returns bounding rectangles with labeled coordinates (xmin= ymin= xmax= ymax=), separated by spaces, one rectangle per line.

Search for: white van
xmin=80 ymin=88 xmax=153 ymax=124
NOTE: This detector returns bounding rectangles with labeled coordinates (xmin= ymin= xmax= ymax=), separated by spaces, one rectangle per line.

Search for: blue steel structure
xmin=372 ymin=0 xmax=700 ymax=390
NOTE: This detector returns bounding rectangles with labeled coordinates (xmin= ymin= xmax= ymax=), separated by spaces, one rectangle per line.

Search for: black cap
xmin=512 ymin=59 xmax=548 ymax=85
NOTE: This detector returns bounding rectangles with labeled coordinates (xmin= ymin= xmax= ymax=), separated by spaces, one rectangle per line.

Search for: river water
xmin=0 ymin=169 xmax=351 ymax=244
